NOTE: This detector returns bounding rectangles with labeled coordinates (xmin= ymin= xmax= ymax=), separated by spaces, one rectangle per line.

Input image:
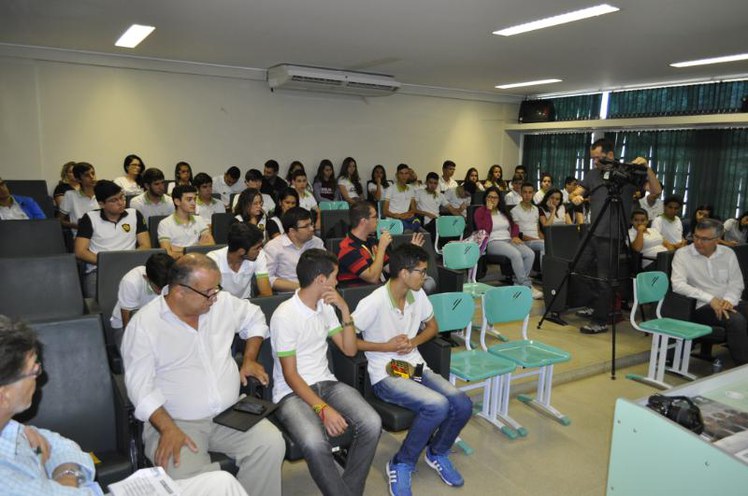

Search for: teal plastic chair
xmin=319 ymin=201 xmax=349 ymax=211
xmin=626 ymin=271 xmax=712 ymax=389
xmin=430 ymin=292 xmax=519 ymax=440
xmin=376 ymin=218 xmax=403 ymax=238
xmin=434 ymin=216 xmax=465 ymax=254
xmin=441 ymin=241 xmax=493 ymax=298
xmin=484 ymin=286 xmax=571 ymax=428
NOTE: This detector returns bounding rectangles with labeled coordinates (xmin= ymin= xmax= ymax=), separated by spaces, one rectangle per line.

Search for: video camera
xmin=598 ymin=157 xmax=649 ymax=189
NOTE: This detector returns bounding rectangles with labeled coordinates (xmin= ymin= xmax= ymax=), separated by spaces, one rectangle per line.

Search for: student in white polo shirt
xmin=443 ymin=181 xmax=475 ymax=219
xmin=271 ymin=249 xmax=381 ymax=496
xmin=438 ymin=160 xmax=458 ymax=193
xmin=193 ymin=172 xmax=226 ymax=226
xmin=110 ymin=252 xmax=174 ymax=348
xmin=75 ymin=180 xmax=151 ymax=297
xmin=415 ymin=172 xmax=448 ymax=240
xmin=354 ymin=244 xmax=471 ymax=496
xmin=130 ymin=167 xmax=175 ymax=223
xmin=290 ymin=169 xmax=321 ymax=232
xmin=158 ymin=185 xmax=215 ymax=259
xmin=212 ymin=166 xmax=244 ymax=208
xmin=231 ymin=169 xmax=275 ymax=215
xmin=58 ymin=162 xmax=98 ymax=235
xmin=511 ymin=182 xmax=545 ymax=261
xmin=384 ymin=163 xmax=421 ymax=232
xmin=207 ymin=223 xmax=272 ymax=299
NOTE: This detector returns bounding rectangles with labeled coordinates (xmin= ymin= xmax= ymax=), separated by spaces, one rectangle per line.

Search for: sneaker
xmin=575 ymin=307 xmax=594 ymax=318
xmin=386 ymin=459 xmax=414 ymax=496
xmin=580 ymin=323 xmax=609 ymax=334
xmin=531 ymin=287 xmax=544 ymax=300
xmin=425 ymin=448 xmax=464 ymax=487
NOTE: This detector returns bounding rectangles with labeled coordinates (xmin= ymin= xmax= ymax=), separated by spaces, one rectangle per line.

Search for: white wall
xmin=0 ymin=53 xmax=520 ymax=193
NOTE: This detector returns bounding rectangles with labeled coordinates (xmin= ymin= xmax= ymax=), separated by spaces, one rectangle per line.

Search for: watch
xmin=53 ymin=466 xmax=87 ymax=486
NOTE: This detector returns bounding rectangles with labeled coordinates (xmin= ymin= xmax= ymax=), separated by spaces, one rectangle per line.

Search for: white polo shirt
xmin=196 ymin=197 xmax=226 ymax=222
xmin=263 ymin=233 xmax=324 ymax=286
xmin=443 ymin=188 xmax=470 ymax=218
xmin=207 ymin=246 xmax=269 ymax=299
xmin=270 ymin=292 xmax=341 ymax=402
xmin=504 ymin=190 xmax=521 ymax=207
xmin=337 ymin=177 xmax=360 ymax=200
xmin=438 ymin=176 xmax=458 ymax=193
xmin=212 ymin=175 xmax=244 ymax=207
xmin=628 ymin=227 xmax=668 ymax=267
xmin=415 ymin=189 xmax=447 ymax=225
xmin=353 ymin=283 xmax=435 ymax=385
xmin=130 ymin=193 xmax=175 ymax=223
xmin=111 ymin=266 xmax=159 ymax=328
xmin=639 ymin=197 xmax=664 ymax=220
xmin=157 ymin=214 xmax=209 ymax=249
xmin=511 ymin=203 xmax=541 ymax=239
xmin=651 ymin=215 xmax=683 ymax=244
xmin=123 ymin=292 xmax=269 ymax=422
xmin=297 ymin=191 xmax=318 ymax=212
xmin=77 ymin=208 xmax=147 ymax=272
xmin=59 ymin=190 xmax=99 ymax=234
xmin=385 ymin=184 xmax=415 ymax=215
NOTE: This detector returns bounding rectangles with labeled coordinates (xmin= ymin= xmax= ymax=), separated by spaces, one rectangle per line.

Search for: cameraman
xmin=569 ymin=139 xmax=661 ymax=334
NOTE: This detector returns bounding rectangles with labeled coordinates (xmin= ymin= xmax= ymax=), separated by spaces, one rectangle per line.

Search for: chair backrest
xmin=211 ymin=213 xmax=236 ymax=244
xmin=429 ymin=292 xmax=474 ymax=333
xmin=185 ymin=244 xmax=227 ymax=255
xmin=655 ymin=250 xmax=675 ymax=277
xmin=125 ymin=194 xmax=137 ymax=208
xmin=436 ymin=215 xmax=466 ymax=238
xmin=5 ymin=179 xmax=55 ymax=219
xmin=442 ymin=241 xmax=480 ymax=271
xmin=340 ymin=284 xmax=380 ymax=312
xmin=483 ymin=286 xmax=533 ymax=326
xmin=377 ymin=219 xmax=403 ymax=238
xmin=0 ymin=254 xmax=84 ymax=321
xmin=634 ymin=271 xmax=669 ymax=305
xmin=324 ymin=237 xmax=343 ymax=257
xmin=19 ymin=315 xmax=117 ymax=453
xmin=320 ymin=209 xmax=350 ymax=240
xmin=148 ymin=215 xmax=168 ymax=248
xmin=319 ymin=201 xmax=349 ymax=211
xmin=0 ymin=219 xmax=66 ymax=257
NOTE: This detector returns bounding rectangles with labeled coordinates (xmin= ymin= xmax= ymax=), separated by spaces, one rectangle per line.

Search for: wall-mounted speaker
xmin=518 ymin=99 xmax=556 ymax=123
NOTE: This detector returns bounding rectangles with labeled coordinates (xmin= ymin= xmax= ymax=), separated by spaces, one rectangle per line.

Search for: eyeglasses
xmin=486 ymin=195 xmax=500 ymax=201
xmin=295 ymin=222 xmax=314 ymax=230
xmin=105 ymin=194 xmax=126 ymax=204
xmin=410 ymin=268 xmax=428 ymax=278
xmin=2 ymin=361 xmax=42 ymax=385
xmin=179 ymin=283 xmax=222 ymax=300
xmin=693 ymin=234 xmax=719 ymax=242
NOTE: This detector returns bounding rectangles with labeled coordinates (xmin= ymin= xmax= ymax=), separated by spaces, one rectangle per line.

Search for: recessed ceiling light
xmin=670 ymin=53 xmax=748 ymax=68
xmin=495 ymin=79 xmax=563 ymax=90
xmin=493 ymin=4 xmax=620 ymax=36
xmin=115 ymin=24 xmax=155 ymax=48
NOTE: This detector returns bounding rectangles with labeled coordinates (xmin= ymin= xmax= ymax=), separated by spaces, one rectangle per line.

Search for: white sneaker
xmin=531 ymin=288 xmax=544 ymax=300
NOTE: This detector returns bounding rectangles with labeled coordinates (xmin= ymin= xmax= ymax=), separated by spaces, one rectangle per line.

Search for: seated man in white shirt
xmin=212 ymin=166 xmax=243 ymax=209
xmin=208 ymin=223 xmax=272 ymax=299
xmin=110 ymin=252 xmax=174 ymax=348
xmin=503 ymin=174 xmax=523 ymax=207
xmin=130 ymin=167 xmax=175 ymax=223
xmin=193 ymin=173 xmax=226 ymax=226
xmin=290 ymin=169 xmax=321 ymax=232
xmin=262 ymin=207 xmax=324 ymax=292
xmin=122 ymin=254 xmax=285 ymax=496
xmin=637 ymin=179 xmax=664 ymax=221
xmin=158 ymin=185 xmax=215 ymax=259
xmin=415 ymin=172 xmax=448 ymax=239
xmin=443 ymin=181 xmax=475 ymax=219
xmin=511 ymin=182 xmax=544 ymax=261
xmin=438 ymin=160 xmax=459 ymax=193
xmin=232 ymin=169 xmax=275 ymax=215
xmin=271 ymin=249 xmax=381 ymax=495
xmin=671 ymin=218 xmax=748 ymax=365
xmin=384 ymin=163 xmax=421 ymax=232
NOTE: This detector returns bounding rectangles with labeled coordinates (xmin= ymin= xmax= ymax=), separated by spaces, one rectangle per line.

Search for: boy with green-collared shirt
xmin=158 ymin=184 xmax=215 ymax=259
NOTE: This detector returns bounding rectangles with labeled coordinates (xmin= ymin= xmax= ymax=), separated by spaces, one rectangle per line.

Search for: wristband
xmin=342 ymin=320 xmax=354 ymax=327
xmin=312 ymin=403 xmax=328 ymax=416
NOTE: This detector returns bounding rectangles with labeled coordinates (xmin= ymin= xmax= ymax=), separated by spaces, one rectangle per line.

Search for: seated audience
xmin=312 ymin=159 xmax=339 ymax=203
xmin=0 ymin=177 xmax=45 ymax=220
xmin=463 ymin=167 xmax=485 ymax=192
xmin=130 ymin=167 xmax=175 ymax=223
xmin=651 ymin=195 xmax=686 ymax=249
xmin=284 ymin=161 xmax=308 ymax=189
xmin=538 ymin=188 xmax=571 ymax=227
xmin=122 ymin=254 xmax=285 ymax=495
xmin=514 ymin=165 xmax=527 ymax=180
xmin=475 ymin=187 xmax=542 ymax=299
xmin=114 ymin=154 xmax=145 ymax=196
xmin=511 ymin=182 xmax=544 ymax=261
xmin=367 ymin=164 xmax=391 ymax=201
xmin=637 ymin=179 xmax=664 ymax=221
xmin=384 ymin=163 xmax=421 ymax=232
xmin=438 ymin=160 xmax=458 ymax=193
xmin=158 ymin=185 xmax=215 ymax=259
xmin=443 ymin=181 xmax=474 ymax=218
xmin=271 ymin=249 xmax=381 ymax=495
xmin=723 ymin=212 xmax=748 ymax=245
xmin=562 ymin=176 xmax=577 ymax=204
xmin=483 ymin=164 xmax=506 ymax=191
xmin=233 ymin=188 xmax=268 ymax=235
xmin=261 ymin=159 xmax=288 ymax=202
xmin=266 ymin=188 xmax=299 ymax=240
xmin=53 ymin=161 xmax=78 ymax=209
xmin=503 ymin=174 xmax=523 ymax=207
xmin=354 ymin=244 xmax=472 ymax=496
xmin=232 ymin=169 xmax=275 ymax=215
xmin=415 ymin=172 xmax=448 ymax=239
xmin=207 ymin=223 xmax=272 ymax=299
xmin=0 ymin=316 xmax=250 ymax=496
xmin=75 ymin=180 xmax=151 ymax=297
xmin=212 ymin=166 xmax=243 ymax=209
xmin=684 ymin=204 xmax=713 ymax=242
xmin=58 ymin=162 xmax=98 ymax=234
xmin=168 ymin=161 xmax=193 ymax=196
xmin=111 ymin=252 xmax=174 ymax=347
xmin=193 ymin=172 xmax=226 ymax=225
xmin=671 ymin=218 xmax=748 ymax=365
xmin=263 ymin=207 xmax=324 ymax=292
xmin=337 ymin=157 xmax=364 ymax=205
xmin=533 ymin=172 xmax=553 ymax=205
xmin=290 ymin=169 xmax=320 ymax=231
xmin=628 ymin=208 xmax=668 ymax=268
xmin=406 ymin=167 xmax=425 ymax=190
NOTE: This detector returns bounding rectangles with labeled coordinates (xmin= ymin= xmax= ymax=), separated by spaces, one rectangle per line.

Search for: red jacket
xmin=474 ymin=206 xmax=520 ymax=238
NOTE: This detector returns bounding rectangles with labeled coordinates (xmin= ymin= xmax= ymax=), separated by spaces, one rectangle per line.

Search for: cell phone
xmin=233 ymin=400 xmax=266 ymax=415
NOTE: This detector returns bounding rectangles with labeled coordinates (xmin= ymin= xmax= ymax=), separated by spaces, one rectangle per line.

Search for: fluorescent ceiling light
xmin=670 ymin=53 xmax=748 ymax=68
xmin=115 ymin=24 xmax=155 ymax=48
xmin=495 ymin=79 xmax=562 ymax=90
xmin=493 ymin=4 xmax=620 ymax=36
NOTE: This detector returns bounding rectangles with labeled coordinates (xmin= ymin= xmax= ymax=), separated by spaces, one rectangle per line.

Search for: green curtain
xmin=552 ymin=94 xmax=602 ymax=121
xmin=522 ymin=133 xmax=592 ymax=187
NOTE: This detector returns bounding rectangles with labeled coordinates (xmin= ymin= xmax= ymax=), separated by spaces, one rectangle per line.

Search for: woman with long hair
xmin=483 ymin=164 xmax=506 ymax=191
xmin=724 ymin=211 xmax=748 ymax=245
xmin=538 ymin=188 xmax=571 ymax=227
xmin=168 ymin=161 xmax=193 ymax=195
xmin=114 ymin=154 xmax=145 ymax=195
xmin=464 ymin=167 xmax=485 ymax=192
xmin=337 ymin=156 xmax=363 ymax=204
xmin=684 ymin=204 xmax=713 ymax=241
xmin=266 ymin=188 xmax=300 ymax=239
xmin=367 ymin=164 xmax=392 ymax=201
xmin=312 ymin=159 xmax=338 ymax=203
xmin=233 ymin=188 xmax=267 ymax=235
xmin=53 ymin=161 xmax=79 ymax=208
xmin=533 ymin=172 xmax=553 ymax=205
xmin=474 ymin=187 xmax=542 ymax=298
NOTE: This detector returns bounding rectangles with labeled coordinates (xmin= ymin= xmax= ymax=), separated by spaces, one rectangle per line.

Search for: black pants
xmin=692 ymin=301 xmax=748 ymax=365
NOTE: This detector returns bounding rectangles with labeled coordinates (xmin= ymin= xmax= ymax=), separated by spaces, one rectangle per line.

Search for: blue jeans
xmin=275 ymin=381 xmax=381 ymax=496
xmin=372 ymin=371 xmax=472 ymax=467
xmin=486 ymin=239 xmax=535 ymax=286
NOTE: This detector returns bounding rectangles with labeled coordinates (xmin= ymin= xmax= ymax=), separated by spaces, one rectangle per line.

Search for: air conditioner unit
xmin=267 ymin=64 xmax=400 ymax=97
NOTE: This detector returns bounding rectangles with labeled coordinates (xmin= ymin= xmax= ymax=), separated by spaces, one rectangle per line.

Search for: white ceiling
xmin=1 ymin=0 xmax=747 ymax=97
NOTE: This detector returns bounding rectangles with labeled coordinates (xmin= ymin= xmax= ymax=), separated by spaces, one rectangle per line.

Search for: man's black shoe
xmin=580 ymin=323 xmax=609 ymax=334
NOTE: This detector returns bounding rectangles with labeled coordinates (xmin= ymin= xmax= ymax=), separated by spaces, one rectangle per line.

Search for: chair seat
xmin=451 ymin=349 xmax=516 ymax=382
xmin=462 ymin=282 xmax=494 ymax=297
xmin=488 ymin=340 xmax=571 ymax=368
xmin=94 ymin=452 xmax=136 ymax=490
xmin=639 ymin=318 xmax=712 ymax=340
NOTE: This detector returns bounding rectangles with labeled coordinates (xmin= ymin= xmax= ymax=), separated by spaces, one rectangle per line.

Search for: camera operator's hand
xmin=570 ymin=194 xmax=584 ymax=206
xmin=631 ymin=157 xmax=648 ymax=166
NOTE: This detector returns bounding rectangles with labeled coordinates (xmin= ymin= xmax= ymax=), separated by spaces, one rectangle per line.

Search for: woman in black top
xmin=53 ymin=161 xmax=78 ymax=209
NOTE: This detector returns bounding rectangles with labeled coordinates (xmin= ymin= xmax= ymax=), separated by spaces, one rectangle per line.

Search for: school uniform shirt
xmin=269 ymin=292 xmax=342 ymax=402
xmin=77 ymin=208 xmax=147 ymax=273
xmin=129 ymin=193 xmax=175 ymax=223
xmin=627 ymin=227 xmax=668 ymax=267
xmin=207 ymin=246 xmax=269 ymax=299
xmin=157 ymin=214 xmax=210 ymax=249
xmin=504 ymin=190 xmax=521 ymax=207
xmin=231 ymin=191 xmax=275 ymax=216
xmin=196 ymin=197 xmax=226 ymax=222
xmin=443 ymin=188 xmax=470 ymax=218
xmin=384 ymin=184 xmax=415 ymax=215
xmin=651 ymin=215 xmax=683 ymax=244
xmin=533 ymin=190 xmax=549 ymax=205
xmin=111 ymin=266 xmax=158 ymax=328
xmin=297 ymin=190 xmax=318 ymax=212
xmin=639 ymin=197 xmax=664 ymax=220
xmin=511 ymin=203 xmax=541 ymax=239
xmin=415 ymin=189 xmax=447 ymax=225
xmin=438 ymin=176 xmax=458 ymax=193
xmin=59 ymin=189 xmax=99 ymax=234
xmin=114 ymin=176 xmax=144 ymax=195
xmin=540 ymin=204 xmax=567 ymax=225
xmin=212 ymin=175 xmax=244 ymax=207
xmin=337 ymin=177 xmax=360 ymax=200
xmin=352 ymin=283 xmax=435 ymax=386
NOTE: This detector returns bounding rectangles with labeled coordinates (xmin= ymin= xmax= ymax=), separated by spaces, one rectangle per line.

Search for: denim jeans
xmin=486 ymin=239 xmax=535 ymax=286
xmin=372 ymin=371 xmax=472 ymax=467
xmin=275 ymin=381 xmax=381 ymax=496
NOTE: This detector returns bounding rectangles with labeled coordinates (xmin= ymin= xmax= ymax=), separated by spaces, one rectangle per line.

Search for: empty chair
xmin=434 ymin=215 xmax=465 ymax=254
xmin=320 ymin=209 xmax=350 ymax=239
xmin=484 ymin=286 xmax=571 ymax=428
xmin=319 ymin=200 xmax=349 ymax=211
xmin=376 ymin=218 xmax=403 ymax=238
xmin=0 ymin=219 xmax=66 ymax=257
xmin=626 ymin=271 xmax=712 ymax=389
xmin=442 ymin=241 xmax=493 ymax=297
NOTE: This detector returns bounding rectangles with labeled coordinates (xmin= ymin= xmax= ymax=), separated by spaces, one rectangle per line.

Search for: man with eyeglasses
xmin=207 ymin=223 xmax=272 ymax=299
xmin=262 ymin=206 xmax=324 ymax=292
xmin=122 ymin=254 xmax=285 ymax=496
xmin=354 ymin=244 xmax=472 ymax=496
xmin=75 ymin=180 xmax=151 ymax=297
xmin=672 ymin=218 xmax=748 ymax=365
xmin=0 ymin=177 xmax=46 ymax=220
